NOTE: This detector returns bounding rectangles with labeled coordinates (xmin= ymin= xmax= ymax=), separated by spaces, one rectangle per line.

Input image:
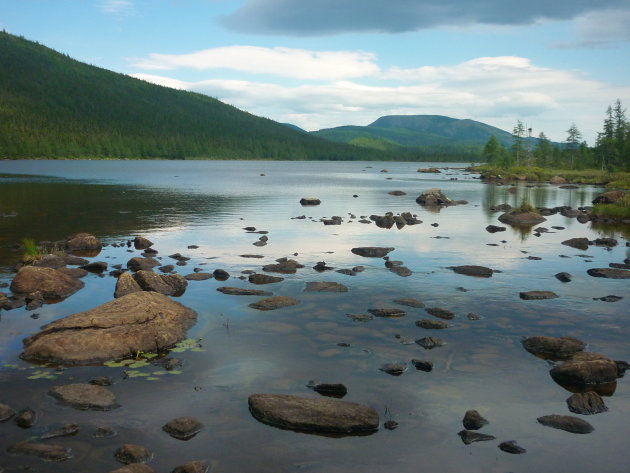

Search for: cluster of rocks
xmin=416 ymin=188 xmax=467 ymax=207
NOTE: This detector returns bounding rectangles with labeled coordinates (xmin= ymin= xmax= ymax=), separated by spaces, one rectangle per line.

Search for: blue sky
xmin=2 ymin=0 xmax=629 ymax=143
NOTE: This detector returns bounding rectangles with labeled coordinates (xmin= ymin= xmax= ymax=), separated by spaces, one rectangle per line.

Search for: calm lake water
xmin=0 ymin=160 xmax=629 ymax=473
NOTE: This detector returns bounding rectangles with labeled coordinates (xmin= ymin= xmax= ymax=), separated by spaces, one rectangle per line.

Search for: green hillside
xmin=0 ymin=31 xmax=383 ymax=160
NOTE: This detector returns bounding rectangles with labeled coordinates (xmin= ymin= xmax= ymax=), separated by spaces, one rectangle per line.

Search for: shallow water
xmin=0 ymin=160 xmax=629 ymax=473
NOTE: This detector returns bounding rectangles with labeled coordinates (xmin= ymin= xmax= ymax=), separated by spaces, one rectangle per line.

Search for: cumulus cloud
xmin=222 ymin=0 xmax=628 ymax=35
xmin=99 ymin=0 xmax=134 ymax=17
xmin=130 ymin=55 xmax=630 ymax=142
xmin=130 ymin=46 xmax=379 ymax=80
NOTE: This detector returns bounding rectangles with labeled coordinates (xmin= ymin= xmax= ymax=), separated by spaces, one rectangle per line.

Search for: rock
xmin=115 ymin=444 xmax=153 ymax=464
xmin=213 ymin=269 xmax=230 ymax=280
xmin=400 ymin=212 xmax=422 ymax=225
xmin=248 ymin=273 xmax=284 ymax=285
xmin=555 ymin=272 xmax=572 ymax=283
xmin=425 ymin=307 xmax=455 ymax=320
xmin=169 ymin=253 xmax=190 ymax=261
xmin=519 ymin=291 xmax=558 ymax=300
xmin=389 ymin=266 xmax=412 ymax=277
xmin=550 ymin=175 xmax=567 ymax=184
xmin=304 ymin=282 xmax=348 ymax=292
xmin=159 ymin=264 xmax=175 ymax=273
xmin=537 ymin=414 xmax=594 ymax=434
xmin=65 ymin=233 xmax=102 ymax=252
xmin=370 ymin=214 xmax=395 ymax=229
xmin=593 ymin=237 xmax=618 ymax=247
xmin=263 ymin=259 xmax=303 ymax=274
xmin=388 ymin=190 xmax=406 ymax=196
xmin=90 ymin=376 xmax=114 ymax=386
xmin=490 ymin=203 xmax=512 ymax=212
xmin=379 ymin=363 xmax=407 ymax=376
xmin=162 ymin=416 xmax=203 ymax=440
xmin=40 ymin=423 xmax=80 ymax=440
xmin=248 ymin=296 xmax=299 ymax=311
xmin=411 ymin=359 xmax=433 ymax=371
xmin=217 ymin=287 xmax=272 ymax=296
xmin=467 ymin=312 xmax=481 ymax=320
xmin=462 ymin=410 xmax=488 ymax=430
xmin=449 ymin=265 xmax=494 ymax=278
xmin=587 ymin=268 xmax=630 ymax=279
xmin=49 ymin=384 xmax=119 ymax=410
xmin=417 ymin=167 xmax=441 ymax=173
xmin=7 ymin=442 xmax=72 ymax=461
xmin=93 ymin=426 xmax=118 ymax=438
xmin=499 ymin=440 xmax=526 ymax=454
xmin=368 ymin=308 xmax=406 ymax=318
xmin=384 ymin=420 xmax=399 ymax=430
xmin=127 ymin=257 xmax=160 ymax=272
xmin=15 ymin=408 xmax=37 ymax=428
xmin=416 ymin=188 xmax=456 ymax=206
xmin=485 ymin=225 xmax=506 ymax=233
xmin=550 ymin=352 xmax=619 ymax=386
xmin=346 ymin=313 xmax=374 ymax=322
xmin=133 ymin=270 xmax=187 ymax=296
xmin=114 ymin=271 xmax=142 ymax=298
xmin=31 ymin=254 xmax=67 ymax=269
xmin=351 ymin=247 xmax=394 ymax=258
xmin=562 ymin=237 xmax=590 ymax=250
xmin=300 ymin=197 xmax=321 ymax=205
xmin=592 ymin=190 xmax=626 ymax=204
xmin=184 ymin=273 xmax=213 ymax=281
xmin=416 ymin=319 xmax=448 ymax=329
xmin=133 ymin=236 xmax=153 ymax=250
xmin=522 ymin=336 xmax=586 ymax=360
xmin=171 ymin=461 xmax=209 ymax=473
xmin=567 ymin=392 xmax=608 ymax=415
xmin=313 ymin=261 xmax=334 ymax=271
xmin=335 ymin=268 xmax=356 ymax=276
xmin=498 ymin=210 xmax=546 ymax=225
xmin=311 ymin=383 xmax=348 ymax=398
xmin=10 ymin=266 xmax=84 ymax=300
xmin=79 ymin=261 xmax=108 ymax=273
xmin=22 ymin=292 xmax=197 ymax=365
xmin=458 ymin=430 xmax=496 ymax=445
xmin=393 ymin=298 xmax=424 ymax=308
xmin=248 ymin=394 xmax=379 ymax=434
xmin=415 ymin=337 xmax=445 ymax=349
xmin=0 ymin=403 xmax=16 ymax=423
xmin=109 ymin=464 xmax=155 ymax=473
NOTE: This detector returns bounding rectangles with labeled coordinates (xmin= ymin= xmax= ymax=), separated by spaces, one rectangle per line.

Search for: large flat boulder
xmin=498 ymin=210 xmax=546 ymax=225
xmin=587 ymin=268 xmax=630 ymax=279
xmin=550 ymin=352 xmax=619 ymax=386
xmin=21 ymin=292 xmax=197 ymax=365
xmin=248 ymin=394 xmax=379 ymax=434
xmin=10 ymin=266 xmax=84 ymax=300
xmin=449 ymin=265 xmax=494 ymax=278
xmin=522 ymin=336 xmax=585 ymax=361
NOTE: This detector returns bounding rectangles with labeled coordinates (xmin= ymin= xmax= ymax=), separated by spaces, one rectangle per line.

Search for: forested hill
xmin=0 ymin=31 xmax=383 ymax=160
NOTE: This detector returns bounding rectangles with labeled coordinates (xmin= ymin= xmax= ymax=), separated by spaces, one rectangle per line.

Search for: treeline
xmin=482 ymin=99 xmax=630 ymax=171
xmin=0 ymin=31 xmax=385 ymax=161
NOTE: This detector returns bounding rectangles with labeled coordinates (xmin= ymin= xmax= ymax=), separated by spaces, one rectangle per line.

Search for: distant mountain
xmin=0 ymin=31 xmax=381 ymax=160
xmin=312 ymin=115 xmax=539 ymax=159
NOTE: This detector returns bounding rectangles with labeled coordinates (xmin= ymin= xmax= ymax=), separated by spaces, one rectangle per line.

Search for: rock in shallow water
xmin=7 ymin=442 xmax=72 ymax=461
xmin=449 ymin=265 xmax=494 ymax=278
xmin=379 ymin=363 xmax=407 ymax=376
xmin=499 ymin=440 xmax=526 ymax=454
xmin=537 ymin=414 xmax=594 ymax=434
xmin=248 ymin=296 xmax=299 ymax=311
xmin=351 ymin=247 xmax=394 ymax=258
xmin=304 ymin=281 xmax=348 ymax=292
xmin=21 ymin=292 xmax=197 ymax=365
xmin=248 ymin=394 xmax=379 ymax=434
xmin=458 ymin=430 xmax=496 ymax=444
xmin=49 ymin=384 xmax=119 ymax=410
xmin=0 ymin=403 xmax=16 ymax=422
xmin=550 ymin=352 xmax=619 ymax=386
xmin=109 ymin=463 xmax=155 ymax=473
xmin=368 ymin=308 xmax=406 ymax=318
xmin=171 ymin=461 xmax=209 ymax=473
xmin=10 ymin=266 xmax=84 ymax=300
xmin=519 ymin=291 xmax=558 ymax=300
xmin=115 ymin=444 xmax=153 ymax=464
xmin=462 ymin=410 xmax=488 ymax=430
xmin=587 ymin=268 xmax=630 ymax=279
xmin=217 ymin=286 xmax=272 ymax=296
xmin=162 ymin=416 xmax=204 ymax=440
xmin=522 ymin=336 xmax=586 ymax=360
xmin=566 ymin=392 xmax=608 ymax=415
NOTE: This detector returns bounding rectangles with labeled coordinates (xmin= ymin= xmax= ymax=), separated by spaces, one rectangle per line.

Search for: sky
xmin=2 ymin=0 xmax=630 ymax=144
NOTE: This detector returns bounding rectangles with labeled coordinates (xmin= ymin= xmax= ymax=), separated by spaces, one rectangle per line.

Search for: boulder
xmin=351 ymin=247 xmax=394 ymax=258
xmin=299 ymin=197 xmax=321 ymax=205
xmin=561 ymin=237 xmax=590 ymax=250
xmin=458 ymin=430 xmax=496 ymax=445
xmin=65 ymin=233 xmax=102 ymax=251
xmin=248 ymin=394 xmax=379 ymax=434
xmin=425 ymin=307 xmax=455 ymax=320
xmin=449 ymin=265 xmax=494 ymax=278
xmin=587 ymin=268 xmax=630 ymax=279
xmin=462 ymin=410 xmax=489 ymax=430
xmin=555 ymin=272 xmax=572 ymax=283
xmin=248 ymin=274 xmax=284 ymax=285
xmin=522 ymin=336 xmax=585 ymax=360
xmin=248 ymin=296 xmax=299 ymax=311
xmin=184 ymin=273 xmax=213 ymax=281
xmin=498 ymin=210 xmax=546 ymax=225
xmin=133 ymin=270 xmax=187 ymax=296
xmin=416 ymin=188 xmax=456 ymax=206
xmin=10 ymin=266 xmax=84 ymax=300
xmin=127 ymin=257 xmax=160 ymax=272
xmin=592 ymin=190 xmax=626 ymax=204
xmin=49 ymin=384 xmax=119 ymax=410
xmin=550 ymin=352 xmax=619 ymax=386
xmin=133 ymin=236 xmax=153 ymax=250
xmin=566 ymin=392 xmax=608 ymax=415
xmin=21 ymin=292 xmax=197 ymax=365
xmin=162 ymin=416 xmax=203 ymax=440
xmin=31 ymin=254 xmax=67 ymax=269
xmin=519 ymin=291 xmax=558 ymax=300
xmin=114 ymin=271 xmax=142 ymax=298
xmin=537 ymin=415 xmax=594 ymax=434
xmin=80 ymin=261 xmax=108 ymax=273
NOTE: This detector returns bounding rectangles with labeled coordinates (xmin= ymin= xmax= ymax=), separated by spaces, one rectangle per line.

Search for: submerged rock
xmin=449 ymin=265 xmax=494 ymax=278
xmin=351 ymin=247 xmax=394 ymax=258
xmin=393 ymin=298 xmax=424 ymax=308
xmin=40 ymin=423 xmax=80 ymax=440
xmin=498 ymin=210 xmax=546 ymax=225
xmin=49 ymin=384 xmax=119 ymax=410
xmin=368 ymin=308 xmax=406 ymax=318
xmin=415 ymin=337 xmax=445 ymax=349
xmin=248 ymin=296 xmax=299 ymax=311
xmin=15 ymin=408 xmax=37 ymax=428
xmin=248 ymin=273 xmax=284 ymax=284
xmin=519 ymin=291 xmax=558 ymax=300
xmin=304 ymin=282 xmax=348 ymax=292
xmin=7 ymin=442 xmax=72 ymax=462
xmin=379 ymin=363 xmax=407 ymax=376
xmin=537 ymin=414 xmax=594 ymax=434
xmin=0 ymin=403 xmax=16 ymax=422
xmin=184 ymin=273 xmax=213 ymax=281
xmin=522 ymin=336 xmax=586 ymax=360
xmin=115 ymin=444 xmax=153 ymax=464
xmin=171 ymin=461 xmax=209 ymax=473
xmin=109 ymin=464 xmax=155 ymax=473
xmin=65 ymin=233 xmax=102 ymax=252
xmin=562 ymin=237 xmax=590 ymax=250
xmin=248 ymin=394 xmax=379 ymax=434
xmin=311 ymin=383 xmax=348 ymax=398
xmin=263 ymin=259 xmax=303 ymax=274
xmin=411 ymin=359 xmax=433 ymax=371
xmin=22 ymin=292 xmax=197 ymax=365
xmin=566 ymin=392 xmax=608 ymax=415
xmin=10 ymin=266 xmax=84 ymax=300
xmin=162 ymin=416 xmax=203 ymax=440
xmin=425 ymin=307 xmax=455 ymax=320
xmin=416 ymin=319 xmax=448 ymax=329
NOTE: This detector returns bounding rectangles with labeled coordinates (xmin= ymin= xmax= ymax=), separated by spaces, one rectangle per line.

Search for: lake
xmin=0 ymin=160 xmax=629 ymax=473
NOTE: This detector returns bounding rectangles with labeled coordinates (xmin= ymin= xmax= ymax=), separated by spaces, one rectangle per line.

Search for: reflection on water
xmin=0 ymin=160 xmax=628 ymax=473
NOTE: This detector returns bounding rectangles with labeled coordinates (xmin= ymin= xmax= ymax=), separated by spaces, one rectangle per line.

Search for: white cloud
xmin=99 ymin=0 xmax=134 ymax=17
xmin=130 ymin=46 xmax=379 ymax=80
xmin=130 ymin=55 xmax=630 ymax=143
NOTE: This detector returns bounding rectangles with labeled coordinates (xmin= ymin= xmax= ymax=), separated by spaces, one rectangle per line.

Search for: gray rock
xmin=49 ymin=384 xmax=119 ymax=410
xmin=115 ymin=444 xmax=153 ymax=464
xmin=587 ymin=268 xmax=630 ymax=279
xmin=425 ymin=307 xmax=455 ymax=320
xmin=416 ymin=319 xmax=448 ymax=329
xmin=522 ymin=336 xmax=586 ymax=360
xmin=379 ymin=363 xmax=407 ymax=376
xmin=7 ymin=442 xmax=72 ymax=461
xmin=519 ymin=291 xmax=558 ymax=300
xmin=351 ymin=247 xmax=394 ymax=258
xmin=248 ymin=394 xmax=379 ymax=434
xmin=458 ymin=430 xmax=496 ymax=444
xmin=217 ymin=287 xmax=272 ymax=296
xmin=499 ymin=440 xmax=526 ymax=454
xmin=162 ymin=416 xmax=203 ymax=440
xmin=449 ymin=265 xmax=494 ymax=277
xmin=10 ymin=266 xmax=84 ymax=300
xmin=248 ymin=296 xmax=299 ymax=311
xmin=463 ymin=410 xmax=488 ymax=430
xmin=133 ymin=270 xmax=187 ymax=296
xmin=22 ymin=292 xmax=197 ymax=365
xmin=537 ymin=414 xmax=594 ymax=434
xmin=566 ymin=392 xmax=608 ymax=415
xmin=393 ymin=298 xmax=424 ymax=308
xmin=304 ymin=282 xmax=348 ymax=292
